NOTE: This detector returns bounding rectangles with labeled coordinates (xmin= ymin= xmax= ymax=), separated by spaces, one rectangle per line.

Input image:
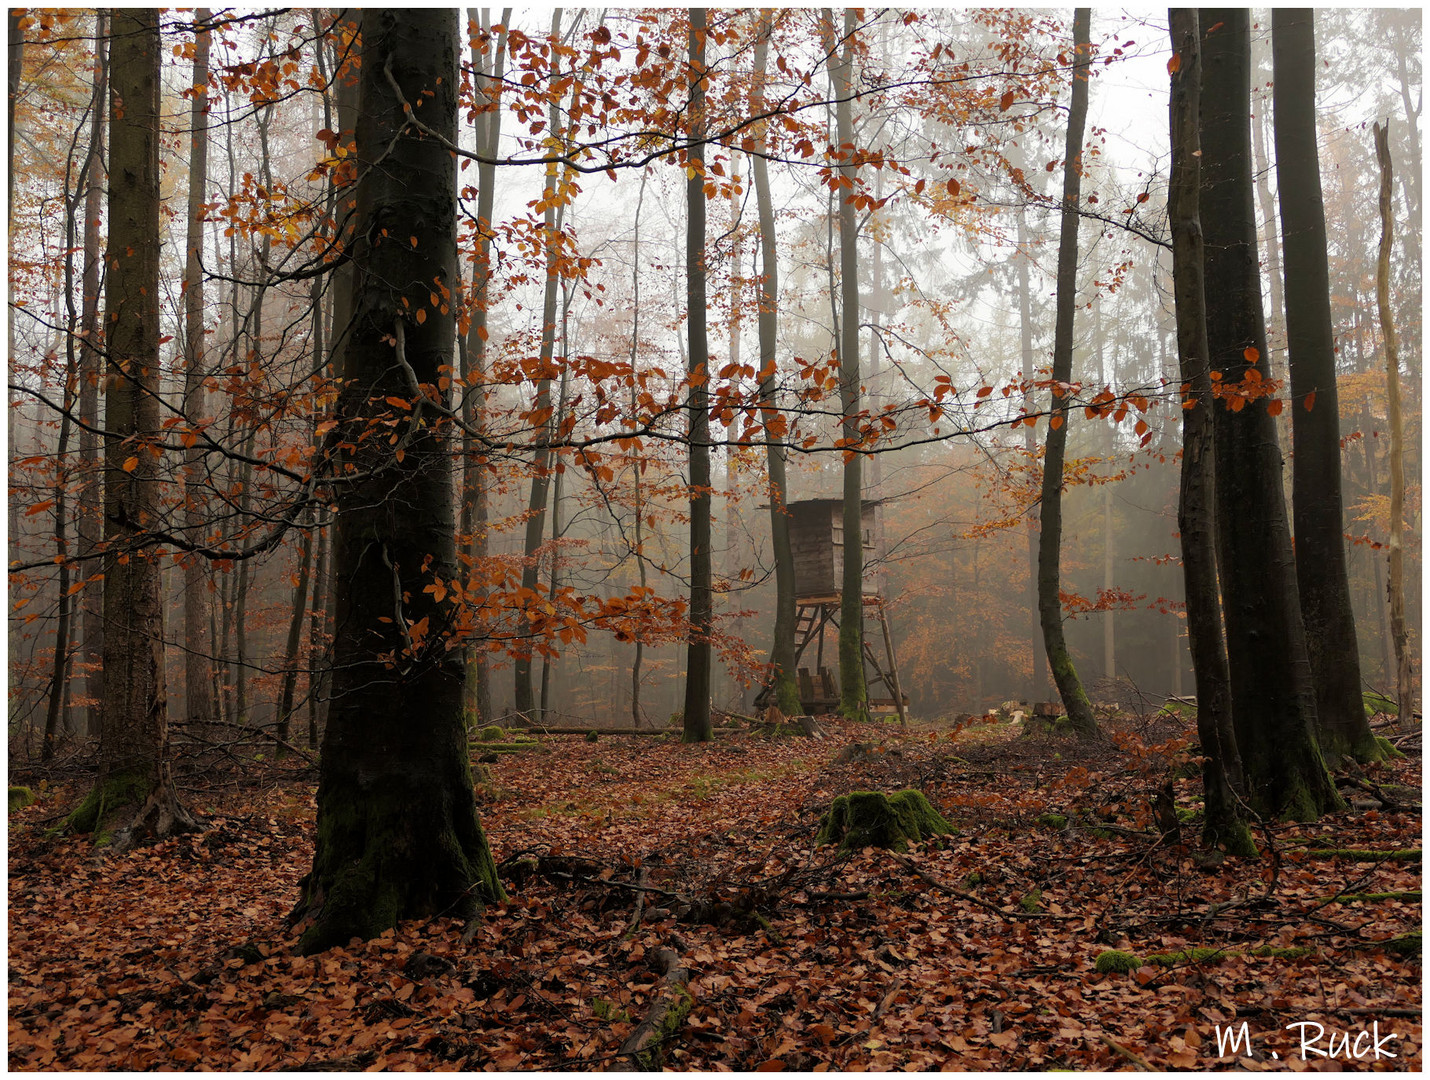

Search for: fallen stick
xmin=625 ymin=866 xmax=651 ymax=937
xmin=1099 ymin=1034 xmax=1154 ymax=1071
xmin=618 ymin=946 xmax=691 ymax=1067
xmin=888 ymin=853 xmax=1080 ymax=921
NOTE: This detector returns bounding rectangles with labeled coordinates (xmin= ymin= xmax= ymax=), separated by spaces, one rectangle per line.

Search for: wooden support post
xmin=875 ymin=599 xmax=907 ymax=725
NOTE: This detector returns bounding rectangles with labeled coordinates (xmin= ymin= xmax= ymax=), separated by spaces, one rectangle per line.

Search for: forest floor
xmin=8 ymin=710 xmax=1423 ymax=1071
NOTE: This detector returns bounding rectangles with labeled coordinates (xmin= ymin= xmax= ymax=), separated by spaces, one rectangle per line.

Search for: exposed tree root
xmin=618 ymin=945 xmax=691 ymax=1069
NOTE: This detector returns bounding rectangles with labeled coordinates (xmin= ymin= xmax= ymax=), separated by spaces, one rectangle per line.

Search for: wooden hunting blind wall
xmin=787 ymin=498 xmax=879 ymax=599
xmin=758 ymin=498 xmax=907 ymax=720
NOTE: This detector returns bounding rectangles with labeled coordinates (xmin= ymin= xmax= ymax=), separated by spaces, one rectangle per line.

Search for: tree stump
xmin=816 ymin=789 xmax=952 ymax=853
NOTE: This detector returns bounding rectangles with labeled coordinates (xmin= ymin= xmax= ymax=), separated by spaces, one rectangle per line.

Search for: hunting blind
xmin=756 ymin=498 xmax=907 ymax=720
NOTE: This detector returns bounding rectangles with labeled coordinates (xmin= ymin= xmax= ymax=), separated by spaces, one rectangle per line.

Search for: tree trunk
xmin=833 ymin=8 xmax=869 ymax=722
xmin=1374 ymin=120 xmax=1415 ymax=734
xmin=629 ymin=168 xmax=650 ymax=726
xmin=514 ymin=9 xmax=563 ymax=722
xmin=1016 ymin=207 xmax=1047 ymax=700
xmin=181 ymin=9 xmax=216 ymax=728
xmin=752 ymin=12 xmax=800 ymax=717
xmin=74 ymin=12 xmax=107 ymax=739
xmin=1036 ymin=8 xmax=1099 ymax=740
xmin=276 ymin=517 xmax=315 ymax=751
xmin=1166 ymin=8 xmax=1253 ymax=855
xmin=1272 ymin=9 xmax=1384 ymax=763
xmin=1200 ymin=8 xmax=1341 ymax=820
xmin=539 ymin=285 xmax=574 ymax=722
xmin=70 ymin=7 xmax=196 ymax=845
xmin=312 ymin=15 xmax=360 ymax=739
xmin=295 ymin=8 xmax=502 ymax=955
xmin=462 ymin=6 xmax=509 ymax=727
xmin=307 ymin=515 xmax=328 ymax=749
xmin=681 ymin=8 xmax=714 ymax=743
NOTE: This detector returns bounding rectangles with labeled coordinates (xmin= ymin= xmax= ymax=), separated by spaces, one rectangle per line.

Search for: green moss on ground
xmin=1100 ymin=943 xmax=1315 ymax=972
xmin=1319 ymin=890 xmax=1421 ymax=904
xmin=9 ymin=786 xmax=36 ymax=812
xmin=1094 ymin=950 xmax=1141 ymax=974
xmin=1037 ymin=813 xmax=1068 ymax=830
xmin=815 ymin=789 xmax=952 ymax=853
xmin=1384 ymin=931 xmax=1421 ymax=958
xmin=1248 ymin=945 xmax=1315 ymax=960
xmin=1019 ymin=889 xmax=1043 ymax=913
xmin=1145 ymin=947 xmax=1227 ymax=966
xmin=1304 ymin=848 xmax=1421 ymax=863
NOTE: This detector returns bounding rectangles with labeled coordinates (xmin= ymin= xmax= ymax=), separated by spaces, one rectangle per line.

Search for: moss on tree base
xmin=295 ymin=774 xmax=505 ymax=955
xmin=66 ymin=772 xmax=153 ymax=835
xmin=815 ymin=789 xmax=952 ymax=853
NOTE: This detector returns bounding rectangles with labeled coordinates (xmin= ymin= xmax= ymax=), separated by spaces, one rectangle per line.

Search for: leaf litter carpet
xmin=8 ymin=716 xmax=1422 ymax=1070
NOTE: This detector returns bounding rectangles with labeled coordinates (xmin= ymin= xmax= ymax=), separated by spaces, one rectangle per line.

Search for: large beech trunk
xmin=181 ymin=9 xmax=216 ymax=729
xmin=1166 ymin=8 xmax=1253 ymax=855
xmin=1199 ymin=9 xmax=1341 ymax=820
xmin=832 ymin=8 xmax=869 ymax=722
xmin=514 ymin=9 xmax=563 ymax=722
xmin=681 ymin=8 xmax=714 ymax=743
xmin=294 ymin=8 xmax=501 ymax=955
xmin=752 ymin=13 xmax=800 ymax=717
xmin=1036 ymin=9 xmax=1099 ymax=740
xmin=1271 ymin=10 xmax=1384 ymax=763
xmin=462 ymin=7 xmax=509 ymax=727
xmin=71 ymin=7 xmax=195 ymax=845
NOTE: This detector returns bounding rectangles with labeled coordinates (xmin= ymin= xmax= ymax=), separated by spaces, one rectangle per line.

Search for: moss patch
xmin=9 ymin=786 xmax=36 ymax=812
xmin=1319 ymin=890 xmax=1421 ymax=905
xmin=1019 ymin=889 xmax=1043 ymax=914
xmin=1094 ymin=950 xmax=1141 ymax=974
xmin=1144 ymin=946 xmax=1231 ymax=967
xmin=1383 ymin=931 xmax=1421 ymax=958
xmin=66 ymin=771 xmax=153 ymax=835
xmin=815 ymin=789 xmax=952 ymax=853
xmin=1037 ymin=813 xmax=1068 ymax=830
xmin=1303 ymin=848 xmax=1421 ymax=863
xmin=1248 ymin=945 xmax=1314 ymax=960
xmin=1373 ymin=735 xmax=1405 ymax=760
xmin=1363 ymin=690 xmax=1398 ymax=717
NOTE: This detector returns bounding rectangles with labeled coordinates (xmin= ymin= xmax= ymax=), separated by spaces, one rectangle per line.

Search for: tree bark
xmin=628 ymin=167 xmax=650 ymax=725
xmin=75 ymin=14 xmax=108 ymax=739
xmin=1272 ymin=9 xmax=1384 ymax=763
xmin=1200 ymin=8 xmax=1341 ymax=820
xmin=71 ymin=7 xmax=196 ymax=845
xmin=514 ymin=8 xmax=563 ymax=722
xmin=1036 ymin=8 xmax=1099 ymax=740
xmin=181 ymin=9 xmax=216 ymax=728
xmin=1373 ymin=120 xmax=1414 ymax=734
xmin=1016 ymin=207 xmax=1047 ymax=700
xmin=276 ymin=516 xmax=315 ymax=751
xmin=833 ymin=7 xmax=869 ymax=722
xmin=752 ymin=12 xmax=801 ymax=717
xmin=1166 ymin=7 xmax=1253 ymax=854
xmin=462 ymin=6 xmax=509 ymax=727
xmin=681 ymin=8 xmax=714 ymax=743
xmin=294 ymin=8 xmax=502 ymax=954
